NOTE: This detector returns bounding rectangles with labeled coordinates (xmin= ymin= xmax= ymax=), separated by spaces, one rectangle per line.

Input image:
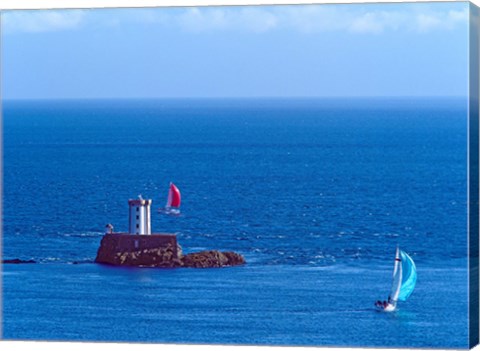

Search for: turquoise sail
xmin=398 ymin=250 xmax=417 ymax=301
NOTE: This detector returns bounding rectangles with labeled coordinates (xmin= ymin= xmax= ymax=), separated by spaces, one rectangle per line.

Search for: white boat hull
xmin=375 ymin=301 xmax=397 ymax=312
xmin=383 ymin=303 xmax=396 ymax=312
xmin=158 ymin=207 xmax=181 ymax=215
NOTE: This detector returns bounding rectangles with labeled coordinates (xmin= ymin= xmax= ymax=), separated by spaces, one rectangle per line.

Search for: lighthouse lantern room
xmin=128 ymin=196 xmax=152 ymax=235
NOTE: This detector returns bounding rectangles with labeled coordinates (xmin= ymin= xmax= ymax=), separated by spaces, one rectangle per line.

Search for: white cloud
xmin=176 ymin=7 xmax=277 ymax=32
xmin=349 ymin=11 xmax=407 ymax=34
xmin=416 ymin=13 xmax=442 ymax=32
xmin=415 ymin=7 xmax=469 ymax=33
xmin=350 ymin=12 xmax=386 ymax=34
xmin=177 ymin=8 xmax=228 ymax=31
xmin=2 ymin=4 xmax=469 ymax=35
xmin=276 ymin=6 xmax=346 ymax=33
xmin=239 ymin=8 xmax=278 ymax=32
xmin=3 ymin=10 xmax=86 ymax=33
xmin=171 ymin=4 xmax=469 ymax=35
xmin=448 ymin=9 xmax=469 ymax=22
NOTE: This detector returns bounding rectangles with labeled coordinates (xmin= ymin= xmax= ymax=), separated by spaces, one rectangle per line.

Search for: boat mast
xmin=389 ymin=246 xmax=403 ymax=303
xmin=166 ymin=182 xmax=173 ymax=208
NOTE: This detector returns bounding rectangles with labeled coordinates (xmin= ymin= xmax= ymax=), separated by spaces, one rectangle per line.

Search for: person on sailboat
xmin=375 ymin=298 xmax=395 ymax=310
xmin=375 ymin=299 xmax=390 ymax=309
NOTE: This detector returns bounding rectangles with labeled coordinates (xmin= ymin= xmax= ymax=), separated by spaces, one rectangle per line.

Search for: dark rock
xmin=2 ymin=258 xmax=36 ymax=264
xmin=96 ymin=244 xmax=183 ymax=268
xmin=95 ymin=245 xmax=245 ymax=268
xmin=95 ymin=233 xmax=182 ymax=267
xmin=94 ymin=233 xmax=245 ymax=268
xmin=222 ymin=251 xmax=246 ymax=266
xmin=181 ymin=250 xmax=245 ymax=268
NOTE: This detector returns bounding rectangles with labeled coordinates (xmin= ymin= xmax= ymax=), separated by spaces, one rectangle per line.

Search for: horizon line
xmin=1 ymin=95 xmax=469 ymax=102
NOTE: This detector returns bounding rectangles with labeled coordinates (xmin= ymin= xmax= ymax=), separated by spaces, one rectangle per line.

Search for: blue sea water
xmin=1 ymin=98 xmax=470 ymax=347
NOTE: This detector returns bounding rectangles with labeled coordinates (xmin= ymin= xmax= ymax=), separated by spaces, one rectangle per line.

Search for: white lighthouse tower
xmin=128 ymin=196 xmax=152 ymax=235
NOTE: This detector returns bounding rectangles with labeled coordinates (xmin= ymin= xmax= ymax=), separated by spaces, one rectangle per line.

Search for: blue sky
xmin=1 ymin=2 xmax=470 ymax=99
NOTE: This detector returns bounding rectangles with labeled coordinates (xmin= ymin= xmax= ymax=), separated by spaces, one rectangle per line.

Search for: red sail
xmin=169 ymin=183 xmax=181 ymax=208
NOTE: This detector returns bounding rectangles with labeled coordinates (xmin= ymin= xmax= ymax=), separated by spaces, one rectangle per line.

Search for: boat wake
xmin=64 ymin=231 xmax=104 ymax=238
xmin=158 ymin=208 xmax=181 ymax=216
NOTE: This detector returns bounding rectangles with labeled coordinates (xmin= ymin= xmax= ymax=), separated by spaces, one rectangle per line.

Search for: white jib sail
xmin=389 ymin=246 xmax=403 ymax=303
xmin=166 ymin=186 xmax=173 ymax=208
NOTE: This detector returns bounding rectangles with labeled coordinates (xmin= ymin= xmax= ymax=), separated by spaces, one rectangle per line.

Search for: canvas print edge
xmin=469 ymin=2 xmax=480 ymax=348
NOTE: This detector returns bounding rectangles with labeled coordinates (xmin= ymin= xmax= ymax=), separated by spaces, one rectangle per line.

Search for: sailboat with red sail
xmin=160 ymin=182 xmax=181 ymax=214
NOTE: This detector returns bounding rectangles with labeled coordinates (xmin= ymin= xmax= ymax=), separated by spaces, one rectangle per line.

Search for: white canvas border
xmin=0 ymin=0 xmax=478 ymax=10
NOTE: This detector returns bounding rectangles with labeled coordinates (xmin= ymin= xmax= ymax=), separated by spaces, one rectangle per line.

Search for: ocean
xmin=1 ymin=98 xmax=470 ymax=347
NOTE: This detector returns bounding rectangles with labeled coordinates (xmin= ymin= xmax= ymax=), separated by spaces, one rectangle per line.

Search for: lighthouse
xmin=96 ymin=195 xmax=181 ymax=265
xmin=96 ymin=193 xmax=244 ymax=268
xmin=128 ymin=196 xmax=152 ymax=235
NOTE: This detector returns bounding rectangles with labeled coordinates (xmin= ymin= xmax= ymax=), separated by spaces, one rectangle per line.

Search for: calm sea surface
xmin=1 ymin=98 xmax=470 ymax=347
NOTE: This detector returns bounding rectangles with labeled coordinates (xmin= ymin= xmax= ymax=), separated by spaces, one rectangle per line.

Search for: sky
xmin=0 ymin=2 xmax=471 ymax=99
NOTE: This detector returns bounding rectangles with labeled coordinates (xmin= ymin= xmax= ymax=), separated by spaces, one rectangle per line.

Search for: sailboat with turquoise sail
xmin=375 ymin=247 xmax=417 ymax=312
